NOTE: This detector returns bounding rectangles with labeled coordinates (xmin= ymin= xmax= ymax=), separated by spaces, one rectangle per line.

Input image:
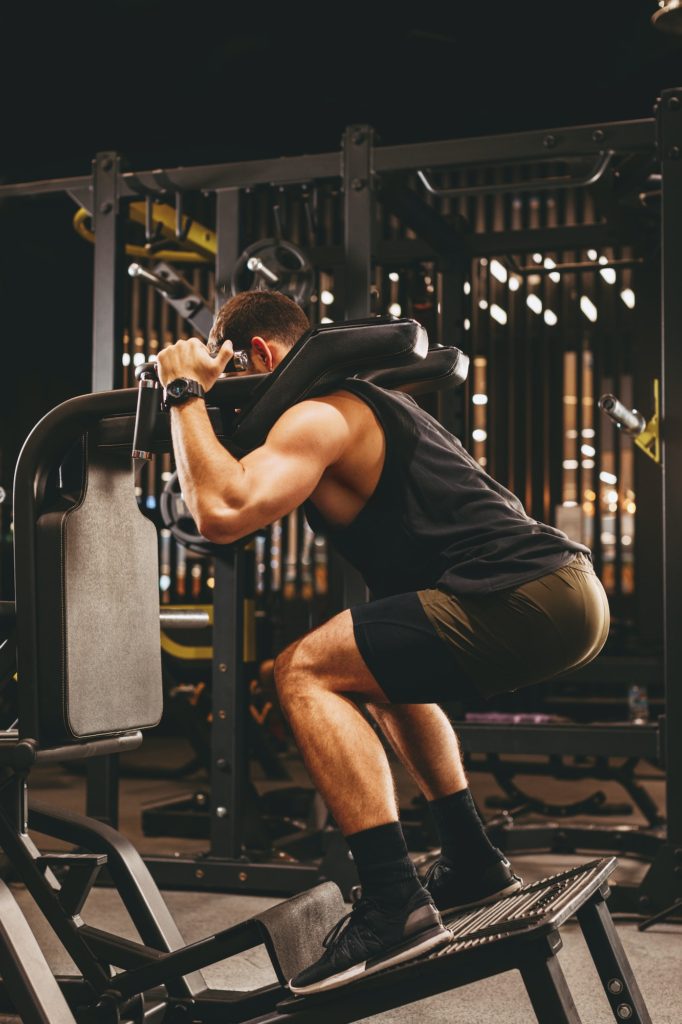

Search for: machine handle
xmin=418 ymin=151 xmax=613 ymax=199
xmin=132 ymin=366 xmax=160 ymax=461
xmin=159 ymin=608 xmax=210 ymax=629
xmin=598 ymin=393 xmax=647 ymax=436
xmin=247 ymin=255 xmax=279 ymax=284
xmin=128 ymin=262 xmax=185 ymax=298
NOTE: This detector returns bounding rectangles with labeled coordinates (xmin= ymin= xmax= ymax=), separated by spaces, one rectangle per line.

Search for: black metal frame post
xmin=640 ymin=87 xmax=682 ymax=916
xmin=209 ymin=187 xmax=245 ymax=860
xmin=519 ymin=934 xmax=583 ymax=1024
xmin=343 ymin=125 xmax=374 ymax=319
xmin=209 ymin=551 xmax=245 ymax=860
xmin=577 ymin=888 xmax=653 ymax=1024
xmin=91 ymin=151 xmax=123 ymax=392
xmin=86 ymin=152 xmax=125 ymax=827
xmin=334 ymin=125 xmax=375 ymax=609
xmin=85 ymin=752 xmax=119 ymax=829
xmin=215 ymin=188 xmax=240 ymax=310
xmin=660 ymin=88 xmax=682 ymax=851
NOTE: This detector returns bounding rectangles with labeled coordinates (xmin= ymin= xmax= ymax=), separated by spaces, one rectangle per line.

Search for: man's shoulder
xmin=267 ymin=387 xmax=383 ymax=463
xmin=266 ymin=394 xmax=353 ymax=458
xmin=278 ymin=391 xmax=353 ymax=422
xmin=286 ymin=386 xmax=370 ymax=421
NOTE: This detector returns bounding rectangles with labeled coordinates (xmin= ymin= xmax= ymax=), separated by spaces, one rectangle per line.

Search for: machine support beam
xmin=659 ymin=87 xmax=682 ymax=845
xmin=338 ymin=125 xmax=374 ymax=607
xmin=215 ymin=189 xmax=240 ymax=312
xmin=0 ymin=117 xmax=655 ymax=203
xmin=343 ymin=124 xmax=374 ymax=319
xmin=92 ymin=151 xmax=123 ymax=392
xmin=87 ymin=151 xmax=124 ymax=826
xmin=210 ymin=552 xmax=245 ymax=859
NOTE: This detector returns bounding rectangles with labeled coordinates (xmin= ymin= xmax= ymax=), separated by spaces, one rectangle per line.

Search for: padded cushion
xmin=361 ymin=345 xmax=469 ymax=396
xmin=35 ymin=435 xmax=163 ymax=743
xmin=228 ymin=315 xmax=428 ymax=454
xmin=93 ymin=341 xmax=467 ymax=455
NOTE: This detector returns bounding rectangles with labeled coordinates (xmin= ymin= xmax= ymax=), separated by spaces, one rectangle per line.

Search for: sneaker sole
xmin=440 ymin=878 xmax=523 ymax=917
xmin=288 ymin=924 xmax=451 ymax=997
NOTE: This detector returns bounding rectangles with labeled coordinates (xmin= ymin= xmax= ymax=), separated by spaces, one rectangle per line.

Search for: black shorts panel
xmin=350 ymin=591 xmax=473 ymax=703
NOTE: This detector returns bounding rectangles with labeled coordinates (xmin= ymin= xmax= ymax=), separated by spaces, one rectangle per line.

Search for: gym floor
xmin=5 ymin=737 xmax=680 ymax=1024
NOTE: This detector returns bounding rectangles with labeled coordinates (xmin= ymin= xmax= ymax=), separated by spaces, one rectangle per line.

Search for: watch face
xmin=168 ymin=378 xmax=189 ymax=398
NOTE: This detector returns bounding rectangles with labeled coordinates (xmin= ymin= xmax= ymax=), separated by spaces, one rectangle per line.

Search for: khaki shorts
xmin=418 ymin=552 xmax=610 ymax=698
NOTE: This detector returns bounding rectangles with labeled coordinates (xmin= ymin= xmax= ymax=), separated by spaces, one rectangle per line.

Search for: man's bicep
xmin=233 ymin=401 xmax=349 ymax=526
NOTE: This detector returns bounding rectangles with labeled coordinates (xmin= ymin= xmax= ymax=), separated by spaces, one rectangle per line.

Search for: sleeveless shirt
xmin=303 ymin=378 xmax=590 ymax=599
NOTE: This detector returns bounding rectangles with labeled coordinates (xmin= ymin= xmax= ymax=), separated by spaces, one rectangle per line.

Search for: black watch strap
xmin=163 ymin=377 xmax=206 ymax=411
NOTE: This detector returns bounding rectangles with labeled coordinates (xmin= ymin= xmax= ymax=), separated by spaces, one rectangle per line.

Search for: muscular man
xmin=157 ymin=291 xmax=610 ymax=996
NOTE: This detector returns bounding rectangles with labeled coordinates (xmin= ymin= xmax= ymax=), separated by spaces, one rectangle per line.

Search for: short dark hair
xmin=212 ymin=291 xmax=310 ymax=351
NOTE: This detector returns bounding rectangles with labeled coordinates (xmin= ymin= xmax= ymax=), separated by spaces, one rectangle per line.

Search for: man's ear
xmin=251 ymin=336 xmax=274 ymax=371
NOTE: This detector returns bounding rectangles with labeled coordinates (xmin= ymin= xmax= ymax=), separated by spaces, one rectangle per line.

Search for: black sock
xmin=428 ymin=788 xmax=502 ymax=869
xmin=346 ymin=822 xmax=424 ymax=907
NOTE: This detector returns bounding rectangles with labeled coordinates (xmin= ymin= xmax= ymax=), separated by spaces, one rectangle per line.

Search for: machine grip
xmin=132 ymin=377 xmax=160 ymax=461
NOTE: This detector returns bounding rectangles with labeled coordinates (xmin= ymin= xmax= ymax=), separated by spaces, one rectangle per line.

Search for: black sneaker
xmin=288 ymin=889 xmax=451 ymax=996
xmin=424 ymin=855 xmax=523 ymax=915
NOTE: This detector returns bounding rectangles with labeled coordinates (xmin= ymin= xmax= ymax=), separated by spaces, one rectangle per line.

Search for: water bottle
xmin=628 ymin=684 xmax=650 ymax=724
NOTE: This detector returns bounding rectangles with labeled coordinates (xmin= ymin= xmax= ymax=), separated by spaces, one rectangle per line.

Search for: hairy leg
xmin=274 ymin=610 xmax=399 ymax=835
xmin=367 ymin=703 xmax=467 ymax=801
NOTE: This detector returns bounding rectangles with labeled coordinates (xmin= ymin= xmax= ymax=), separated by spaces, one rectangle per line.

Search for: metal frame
xmin=0 ymin=118 xmax=657 ymax=364
xmin=0 ymin=878 xmax=76 ymax=1024
xmin=0 ymin=773 xmax=656 ymax=1023
xmin=0 ymin=118 xmax=653 ymax=204
xmin=2 ymin=103 xmax=679 ymax=908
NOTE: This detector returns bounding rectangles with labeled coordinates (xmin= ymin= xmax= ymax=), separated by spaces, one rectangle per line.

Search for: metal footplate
xmin=441 ymin=856 xmax=617 ymax=947
xmin=277 ymin=858 xmax=653 ymax=1024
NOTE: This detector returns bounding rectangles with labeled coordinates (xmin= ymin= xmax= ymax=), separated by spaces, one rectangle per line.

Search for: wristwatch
xmin=162 ymin=377 xmax=206 ymax=411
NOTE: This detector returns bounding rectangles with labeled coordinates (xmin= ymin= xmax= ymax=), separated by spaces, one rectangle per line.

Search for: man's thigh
xmin=277 ymin=609 xmax=390 ymax=702
xmin=278 ymin=591 xmax=469 ymax=704
xmin=350 ymin=591 xmax=470 ymax=703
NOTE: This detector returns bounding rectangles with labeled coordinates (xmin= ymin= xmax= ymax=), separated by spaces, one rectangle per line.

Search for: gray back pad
xmin=36 ymin=436 xmax=163 ymax=743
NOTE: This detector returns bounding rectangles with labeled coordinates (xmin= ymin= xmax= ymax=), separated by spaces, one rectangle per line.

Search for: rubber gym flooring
xmin=3 ymin=737 xmax=680 ymax=1023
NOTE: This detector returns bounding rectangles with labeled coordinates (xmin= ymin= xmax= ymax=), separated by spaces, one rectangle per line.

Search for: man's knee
xmin=273 ymin=641 xmax=296 ymax=696
xmin=273 ymin=637 xmax=318 ymax=712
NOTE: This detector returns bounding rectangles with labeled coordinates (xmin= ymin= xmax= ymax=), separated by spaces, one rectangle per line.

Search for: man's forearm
xmin=170 ymin=398 xmax=246 ymax=537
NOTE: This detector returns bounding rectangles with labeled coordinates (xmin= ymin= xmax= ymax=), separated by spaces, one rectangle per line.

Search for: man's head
xmin=210 ymin=291 xmax=310 ymax=374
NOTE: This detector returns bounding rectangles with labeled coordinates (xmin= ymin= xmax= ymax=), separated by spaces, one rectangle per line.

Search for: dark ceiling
xmin=2 ymin=1 xmax=681 ymax=181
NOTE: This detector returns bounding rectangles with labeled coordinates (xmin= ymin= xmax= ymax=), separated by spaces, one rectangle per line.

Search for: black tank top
xmin=304 ymin=378 xmax=590 ymax=599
